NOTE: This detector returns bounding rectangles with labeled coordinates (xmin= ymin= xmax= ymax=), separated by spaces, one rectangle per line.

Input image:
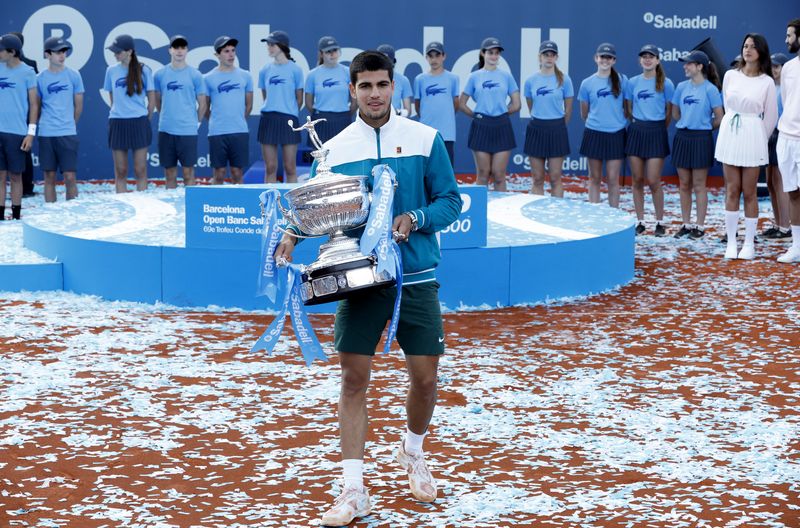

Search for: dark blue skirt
xmin=108 ymin=116 xmax=152 ymax=151
xmin=308 ymin=111 xmax=352 ymax=146
xmin=524 ymin=117 xmax=570 ymax=158
xmin=579 ymin=128 xmax=626 ymax=161
xmin=625 ymin=119 xmax=669 ymax=159
xmin=468 ymin=113 xmax=516 ymax=153
xmin=258 ymin=112 xmax=301 ymax=145
xmin=768 ymin=129 xmax=779 ymax=166
xmin=672 ymin=128 xmax=715 ymax=169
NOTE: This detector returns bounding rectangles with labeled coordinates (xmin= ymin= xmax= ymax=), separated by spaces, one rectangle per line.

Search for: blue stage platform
xmin=11 ymin=186 xmax=635 ymax=312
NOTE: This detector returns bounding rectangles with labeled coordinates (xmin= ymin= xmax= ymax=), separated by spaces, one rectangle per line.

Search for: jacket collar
xmin=354 ymin=108 xmax=399 ymax=137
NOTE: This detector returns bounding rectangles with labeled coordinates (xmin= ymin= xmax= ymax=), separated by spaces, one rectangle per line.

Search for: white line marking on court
xmin=487 ymin=194 xmax=598 ymax=240
xmin=67 ymin=194 xmax=178 ymax=241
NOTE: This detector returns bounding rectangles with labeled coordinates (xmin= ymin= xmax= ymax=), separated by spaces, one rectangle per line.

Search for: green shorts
xmin=334 ymin=281 xmax=445 ymax=356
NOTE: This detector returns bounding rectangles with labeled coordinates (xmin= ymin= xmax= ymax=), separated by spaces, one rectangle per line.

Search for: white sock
xmin=404 ymin=427 xmax=427 ymax=455
xmin=744 ymin=217 xmax=757 ymax=246
xmin=792 ymin=225 xmax=800 ymax=250
xmin=725 ymin=211 xmax=739 ymax=244
xmin=342 ymin=459 xmax=363 ymax=489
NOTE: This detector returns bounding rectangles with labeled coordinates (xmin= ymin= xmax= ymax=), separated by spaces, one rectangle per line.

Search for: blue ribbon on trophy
xmin=251 ymin=262 xmax=328 ymax=366
xmin=360 ymin=164 xmax=403 ymax=353
xmin=256 ymin=189 xmax=283 ymax=302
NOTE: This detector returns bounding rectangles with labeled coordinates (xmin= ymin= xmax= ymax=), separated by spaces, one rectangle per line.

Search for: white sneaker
xmin=777 ymin=246 xmax=800 ymax=263
xmin=320 ymin=485 xmax=371 ymax=526
xmin=724 ymin=242 xmax=738 ymax=259
xmin=395 ymin=442 xmax=437 ymax=502
xmin=737 ymin=243 xmax=755 ymax=260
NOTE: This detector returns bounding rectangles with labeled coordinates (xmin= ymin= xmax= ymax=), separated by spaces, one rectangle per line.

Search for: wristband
xmin=27 ymin=124 xmax=37 ymax=136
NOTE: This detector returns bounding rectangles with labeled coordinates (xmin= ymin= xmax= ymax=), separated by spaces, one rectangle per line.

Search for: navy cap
xmin=262 ymin=30 xmax=289 ymax=46
xmin=318 ymin=35 xmax=339 ymax=52
xmin=0 ymin=33 xmax=22 ymax=52
xmin=481 ymin=37 xmax=503 ymax=51
xmin=680 ymin=50 xmax=710 ymax=66
xmin=44 ymin=36 xmax=72 ymax=53
xmin=596 ymin=42 xmax=616 ymax=58
xmin=169 ymin=35 xmax=188 ymax=48
xmin=425 ymin=41 xmax=445 ymax=55
xmin=214 ymin=35 xmax=238 ymax=52
xmin=639 ymin=44 xmax=660 ymax=57
xmin=771 ymin=53 xmax=790 ymax=66
xmin=377 ymin=44 xmax=396 ymax=61
xmin=107 ymin=34 xmax=135 ymax=53
xmin=730 ymin=54 xmax=742 ymax=67
xmin=539 ymin=40 xmax=558 ymax=54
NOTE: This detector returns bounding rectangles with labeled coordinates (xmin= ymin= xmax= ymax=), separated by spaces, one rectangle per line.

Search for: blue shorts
xmin=0 ymin=132 xmax=26 ymax=173
xmin=209 ymin=133 xmax=249 ymax=169
xmin=38 ymin=135 xmax=79 ymax=172
xmin=158 ymin=132 xmax=198 ymax=168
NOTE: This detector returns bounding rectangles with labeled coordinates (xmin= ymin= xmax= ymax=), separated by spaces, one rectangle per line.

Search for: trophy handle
xmin=275 ymin=224 xmax=319 ymax=239
xmin=277 ymin=193 xmax=299 ymax=225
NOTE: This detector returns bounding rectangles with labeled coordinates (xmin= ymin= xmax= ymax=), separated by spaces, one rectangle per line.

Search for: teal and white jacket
xmin=291 ymin=111 xmax=462 ymax=286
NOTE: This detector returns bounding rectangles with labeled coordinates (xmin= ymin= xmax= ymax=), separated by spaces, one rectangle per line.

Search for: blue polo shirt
xmin=577 ymin=73 xmax=629 ymax=132
xmin=0 ymin=62 xmax=37 ymax=136
xmin=463 ymin=69 xmax=519 ymax=117
xmin=37 ymin=67 xmax=84 ymax=137
xmin=671 ymin=79 xmax=723 ymax=130
xmin=624 ymin=74 xmax=675 ymax=121
xmin=258 ymin=61 xmax=303 ymax=116
xmin=414 ymin=71 xmax=459 ymax=141
xmin=305 ymin=63 xmax=350 ymax=112
xmin=204 ymin=67 xmax=253 ymax=136
xmin=103 ymin=63 xmax=154 ymax=119
xmin=392 ymin=72 xmax=413 ymax=111
xmin=523 ymin=72 xmax=574 ymax=119
xmin=154 ymin=64 xmax=206 ymax=136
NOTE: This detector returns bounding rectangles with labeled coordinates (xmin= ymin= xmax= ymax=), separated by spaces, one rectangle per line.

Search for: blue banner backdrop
xmin=6 ymin=2 xmax=796 ymax=180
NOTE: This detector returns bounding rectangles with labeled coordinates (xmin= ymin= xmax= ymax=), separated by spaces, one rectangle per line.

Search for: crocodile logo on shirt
xmin=115 ymin=77 xmax=127 ymax=88
xmin=47 ymin=82 xmax=69 ymax=94
xmin=167 ymin=81 xmax=183 ymax=91
xmin=482 ymin=80 xmax=500 ymax=89
xmin=322 ymin=78 xmax=340 ymax=88
xmin=597 ymin=88 xmax=612 ymax=98
xmin=0 ymin=78 xmax=15 ymax=89
xmin=425 ymin=84 xmax=447 ymax=96
xmin=535 ymin=86 xmax=554 ymax=96
xmin=683 ymin=95 xmax=700 ymax=106
xmin=269 ymin=75 xmax=286 ymax=85
xmin=637 ymin=90 xmax=655 ymax=100
xmin=218 ymin=80 xmax=240 ymax=93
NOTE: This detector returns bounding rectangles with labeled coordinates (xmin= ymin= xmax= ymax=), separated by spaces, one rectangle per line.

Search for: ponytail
xmin=126 ymin=51 xmax=144 ymax=97
xmin=554 ymin=64 xmax=564 ymax=87
xmin=705 ymin=62 xmax=721 ymax=90
xmin=478 ymin=50 xmax=485 ymax=69
xmin=609 ymin=67 xmax=621 ymax=98
xmin=278 ymin=43 xmax=295 ymax=62
xmin=655 ymin=63 xmax=665 ymax=92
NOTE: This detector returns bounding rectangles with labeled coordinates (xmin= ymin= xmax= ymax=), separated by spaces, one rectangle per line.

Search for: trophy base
xmin=299 ymin=257 xmax=396 ymax=306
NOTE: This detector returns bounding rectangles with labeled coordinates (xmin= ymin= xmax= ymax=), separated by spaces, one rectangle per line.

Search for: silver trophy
xmin=277 ymin=117 xmax=395 ymax=305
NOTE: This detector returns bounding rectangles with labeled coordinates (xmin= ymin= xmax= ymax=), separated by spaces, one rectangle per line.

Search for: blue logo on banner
xmin=482 ymin=80 xmax=500 ymax=89
xmin=322 ymin=78 xmax=340 ymax=88
xmin=683 ymin=95 xmax=700 ymax=106
xmin=218 ymin=80 xmax=240 ymax=93
xmin=426 ymin=84 xmax=447 ymax=96
xmin=637 ymin=90 xmax=654 ymax=100
xmin=257 ymin=189 xmax=283 ymax=302
xmin=536 ymin=86 xmax=554 ymax=96
xmin=167 ymin=81 xmax=183 ymax=91
xmin=269 ymin=75 xmax=286 ymax=85
xmin=47 ymin=81 xmax=68 ymax=94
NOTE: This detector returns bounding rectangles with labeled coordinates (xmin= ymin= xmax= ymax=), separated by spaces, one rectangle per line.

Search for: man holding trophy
xmin=273 ymin=50 xmax=462 ymax=525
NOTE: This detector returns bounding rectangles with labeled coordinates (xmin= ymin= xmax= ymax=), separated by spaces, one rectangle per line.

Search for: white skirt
xmin=714 ymin=112 xmax=769 ymax=167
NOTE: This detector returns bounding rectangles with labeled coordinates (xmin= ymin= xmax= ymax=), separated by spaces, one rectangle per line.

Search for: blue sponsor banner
xmin=185 ymin=184 xmax=485 ymax=250
xmin=7 ymin=1 xmax=795 ymax=180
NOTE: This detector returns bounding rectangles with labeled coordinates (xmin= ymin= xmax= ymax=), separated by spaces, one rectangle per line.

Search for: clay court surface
xmin=1 ymin=180 xmax=799 ymax=527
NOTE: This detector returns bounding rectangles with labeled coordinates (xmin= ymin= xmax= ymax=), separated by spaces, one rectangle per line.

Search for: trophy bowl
xmin=280 ymin=173 xmax=370 ymax=236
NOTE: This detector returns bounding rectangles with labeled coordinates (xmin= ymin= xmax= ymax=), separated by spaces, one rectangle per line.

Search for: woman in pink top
xmin=715 ymin=33 xmax=778 ymax=260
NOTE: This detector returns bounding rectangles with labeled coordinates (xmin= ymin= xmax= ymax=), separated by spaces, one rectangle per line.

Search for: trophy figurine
xmin=276 ymin=117 xmax=396 ymax=305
